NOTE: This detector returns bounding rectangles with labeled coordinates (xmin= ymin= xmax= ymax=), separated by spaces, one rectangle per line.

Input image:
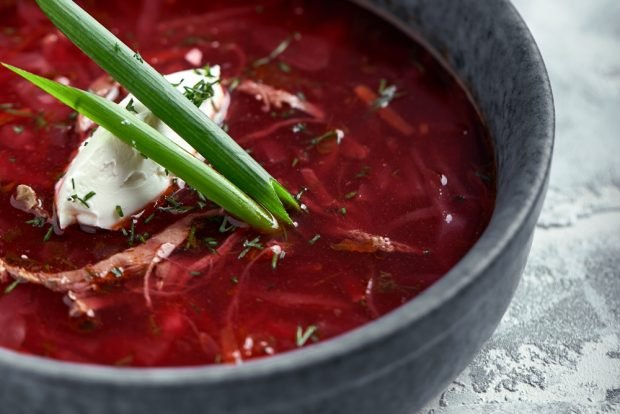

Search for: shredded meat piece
xmin=76 ymin=75 xmax=120 ymax=133
xmin=10 ymin=184 xmax=49 ymax=219
xmin=331 ymin=230 xmax=424 ymax=254
xmin=236 ymin=80 xmax=325 ymax=119
xmin=0 ymin=210 xmax=221 ymax=295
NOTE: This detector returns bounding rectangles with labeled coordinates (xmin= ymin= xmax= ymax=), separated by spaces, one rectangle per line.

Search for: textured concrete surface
xmin=420 ymin=0 xmax=620 ymax=413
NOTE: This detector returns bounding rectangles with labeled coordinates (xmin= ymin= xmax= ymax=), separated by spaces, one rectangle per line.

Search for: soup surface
xmin=0 ymin=0 xmax=495 ymax=366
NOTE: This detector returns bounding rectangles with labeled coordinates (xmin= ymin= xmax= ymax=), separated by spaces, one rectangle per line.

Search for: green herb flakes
xmin=238 ymin=236 xmax=264 ymax=259
xmin=308 ymin=234 xmax=321 ymax=245
xmin=43 ymin=225 xmax=54 ymax=242
xmin=308 ymin=129 xmax=344 ymax=148
xmin=26 ymin=216 xmax=46 ymax=228
xmin=125 ymin=98 xmax=138 ymax=113
xmin=296 ymin=325 xmax=318 ymax=347
xmin=183 ymin=76 xmax=218 ymax=108
xmin=3 ymin=279 xmax=20 ymax=295
xmin=372 ymin=79 xmax=405 ymax=110
xmin=110 ymin=267 xmax=123 ymax=278
xmin=253 ymin=33 xmax=300 ymax=68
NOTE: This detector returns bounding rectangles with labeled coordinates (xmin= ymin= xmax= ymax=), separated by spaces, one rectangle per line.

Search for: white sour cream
xmin=55 ymin=67 xmax=229 ymax=230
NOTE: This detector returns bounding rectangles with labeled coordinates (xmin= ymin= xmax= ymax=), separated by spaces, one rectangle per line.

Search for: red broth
xmin=0 ymin=0 xmax=495 ymax=366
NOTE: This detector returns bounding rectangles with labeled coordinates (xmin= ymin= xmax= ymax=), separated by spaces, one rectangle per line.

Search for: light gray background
xmin=420 ymin=0 xmax=620 ymax=412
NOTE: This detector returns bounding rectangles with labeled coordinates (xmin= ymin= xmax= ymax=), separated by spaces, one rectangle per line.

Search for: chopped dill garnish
xmin=185 ymin=225 xmax=198 ymax=250
xmin=372 ymin=79 xmax=405 ymax=110
xmin=183 ymin=76 xmax=218 ymax=107
xmin=355 ymin=165 xmax=371 ymax=179
xmin=231 ymin=276 xmax=239 ymax=285
xmin=113 ymin=42 xmax=121 ymax=53
xmin=133 ymin=52 xmax=144 ymax=63
xmin=68 ymin=190 xmax=96 ymax=208
xmin=125 ymin=98 xmax=138 ymax=113
xmin=83 ymin=191 xmax=96 ymax=203
xmin=308 ymin=234 xmax=321 ymax=245
xmin=43 ymin=225 xmax=54 ymax=242
xmin=110 ymin=267 xmax=123 ymax=278
xmin=271 ymin=248 xmax=286 ymax=270
xmin=12 ymin=125 xmax=24 ymax=134
xmin=26 ymin=216 xmax=46 ymax=228
xmin=344 ymin=191 xmax=358 ymax=200
xmin=189 ymin=271 xmax=202 ymax=277
xmin=238 ymin=236 xmax=263 ymax=259
xmin=115 ymin=354 xmax=134 ymax=366
xmin=296 ymin=325 xmax=318 ymax=347
xmin=3 ymin=279 xmax=20 ymax=295
xmin=127 ymin=220 xmax=136 ymax=245
xmin=158 ymin=196 xmax=192 ymax=214
xmin=204 ymin=237 xmax=219 ymax=253
xmin=294 ymin=187 xmax=308 ymax=202
xmin=115 ymin=205 xmax=124 ymax=218
xmin=228 ymin=77 xmax=241 ymax=92
xmin=144 ymin=212 xmax=156 ymax=224
xmin=218 ymin=216 xmax=237 ymax=233
xmin=308 ymin=129 xmax=344 ymax=148
xmin=34 ymin=113 xmax=47 ymax=129
xmin=278 ymin=61 xmax=291 ymax=73
xmin=292 ymin=123 xmax=306 ymax=134
xmin=291 ymin=157 xmax=300 ymax=168
xmin=170 ymin=78 xmax=184 ymax=88
xmin=136 ymin=232 xmax=150 ymax=244
xmin=340 ymin=207 xmax=347 ymax=216
xmin=253 ymin=33 xmax=300 ymax=68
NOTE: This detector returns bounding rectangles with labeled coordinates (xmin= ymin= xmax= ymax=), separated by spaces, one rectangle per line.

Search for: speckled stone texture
xmin=419 ymin=1 xmax=620 ymax=413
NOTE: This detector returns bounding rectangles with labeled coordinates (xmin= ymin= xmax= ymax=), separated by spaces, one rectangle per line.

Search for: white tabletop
xmin=420 ymin=0 xmax=620 ymax=412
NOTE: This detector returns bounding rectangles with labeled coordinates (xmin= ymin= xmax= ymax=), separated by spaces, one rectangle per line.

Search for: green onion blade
xmin=2 ymin=64 xmax=278 ymax=232
xmin=34 ymin=0 xmax=299 ymax=224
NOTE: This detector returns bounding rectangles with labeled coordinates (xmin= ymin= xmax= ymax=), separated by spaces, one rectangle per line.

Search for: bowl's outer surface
xmin=0 ymin=1 xmax=554 ymax=413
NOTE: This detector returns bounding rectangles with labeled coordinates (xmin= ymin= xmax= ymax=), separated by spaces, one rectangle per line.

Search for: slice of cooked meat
xmin=236 ymin=80 xmax=325 ymax=119
xmin=10 ymin=184 xmax=50 ymax=219
xmin=331 ymin=229 xmax=424 ymax=254
xmin=0 ymin=210 xmax=221 ymax=293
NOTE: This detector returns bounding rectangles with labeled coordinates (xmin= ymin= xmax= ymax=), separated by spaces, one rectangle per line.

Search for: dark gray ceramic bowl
xmin=0 ymin=1 xmax=554 ymax=413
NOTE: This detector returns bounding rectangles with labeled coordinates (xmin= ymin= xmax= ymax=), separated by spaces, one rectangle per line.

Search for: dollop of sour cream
xmin=55 ymin=66 xmax=229 ymax=230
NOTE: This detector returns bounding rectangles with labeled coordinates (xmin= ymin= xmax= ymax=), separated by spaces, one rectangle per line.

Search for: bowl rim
xmin=0 ymin=0 xmax=554 ymax=391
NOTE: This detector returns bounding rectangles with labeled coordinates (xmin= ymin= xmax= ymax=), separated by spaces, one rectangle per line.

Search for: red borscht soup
xmin=0 ymin=0 xmax=495 ymax=367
